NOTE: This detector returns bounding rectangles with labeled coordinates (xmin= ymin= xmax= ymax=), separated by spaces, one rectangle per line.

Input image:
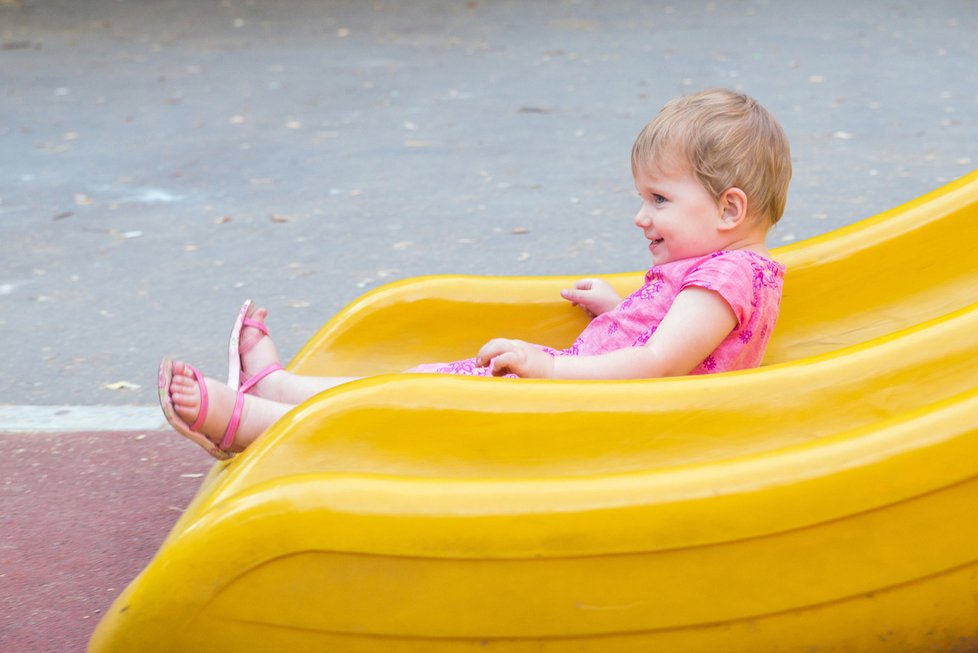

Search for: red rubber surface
xmin=0 ymin=431 xmax=211 ymax=653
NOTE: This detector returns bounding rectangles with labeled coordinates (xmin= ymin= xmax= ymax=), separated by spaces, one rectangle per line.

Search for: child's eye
xmin=652 ymin=194 xmax=666 ymax=204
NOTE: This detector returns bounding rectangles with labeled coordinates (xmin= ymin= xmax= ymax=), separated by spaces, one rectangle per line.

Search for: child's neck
xmin=728 ymin=240 xmax=771 ymax=259
xmin=719 ymin=221 xmax=772 ymax=259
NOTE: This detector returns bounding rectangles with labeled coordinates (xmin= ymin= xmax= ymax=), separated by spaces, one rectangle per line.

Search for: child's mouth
xmin=649 ymin=238 xmax=664 ymax=249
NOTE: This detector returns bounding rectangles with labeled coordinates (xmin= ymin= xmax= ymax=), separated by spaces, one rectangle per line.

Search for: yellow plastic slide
xmin=90 ymin=171 xmax=978 ymax=652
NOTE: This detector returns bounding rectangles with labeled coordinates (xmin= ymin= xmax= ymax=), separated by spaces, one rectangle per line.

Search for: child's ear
xmin=717 ymin=187 xmax=749 ymax=230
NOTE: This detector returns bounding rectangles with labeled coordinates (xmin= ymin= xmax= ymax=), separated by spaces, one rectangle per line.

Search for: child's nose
xmin=634 ymin=207 xmax=650 ymax=228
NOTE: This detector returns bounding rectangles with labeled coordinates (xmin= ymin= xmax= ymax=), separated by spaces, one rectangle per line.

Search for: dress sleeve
xmin=678 ymin=253 xmax=755 ymax=328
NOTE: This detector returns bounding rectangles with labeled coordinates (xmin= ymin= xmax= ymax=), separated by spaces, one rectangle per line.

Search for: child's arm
xmin=477 ymin=287 xmax=737 ymax=379
xmin=560 ymin=278 xmax=622 ymax=318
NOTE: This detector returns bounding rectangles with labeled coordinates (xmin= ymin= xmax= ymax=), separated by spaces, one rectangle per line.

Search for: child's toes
xmin=171 ymin=375 xmax=196 ymax=396
xmin=171 ymin=387 xmax=198 ymax=406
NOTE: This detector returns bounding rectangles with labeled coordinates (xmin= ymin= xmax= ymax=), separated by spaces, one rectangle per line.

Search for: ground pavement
xmin=0 ymin=424 xmax=207 ymax=653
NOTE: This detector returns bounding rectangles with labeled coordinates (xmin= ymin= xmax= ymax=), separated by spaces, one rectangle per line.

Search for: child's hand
xmin=476 ymin=339 xmax=555 ymax=378
xmin=560 ymin=279 xmax=622 ymax=318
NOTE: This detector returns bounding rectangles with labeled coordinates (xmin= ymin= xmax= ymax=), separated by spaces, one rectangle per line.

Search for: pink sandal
xmin=227 ymin=299 xmax=283 ymax=391
xmin=158 ymin=357 xmax=281 ymax=460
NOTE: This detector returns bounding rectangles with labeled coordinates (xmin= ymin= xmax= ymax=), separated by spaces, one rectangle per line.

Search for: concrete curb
xmin=0 ymin=405 xmax=166 ymax=433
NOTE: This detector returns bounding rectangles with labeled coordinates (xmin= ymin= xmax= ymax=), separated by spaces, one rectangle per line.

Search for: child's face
xmin=633 ymin=162 xmax=724 ymax=265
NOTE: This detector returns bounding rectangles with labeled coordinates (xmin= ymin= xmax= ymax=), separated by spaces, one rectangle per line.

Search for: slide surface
xmin=90 ymin=171 xmax=978 ymax=652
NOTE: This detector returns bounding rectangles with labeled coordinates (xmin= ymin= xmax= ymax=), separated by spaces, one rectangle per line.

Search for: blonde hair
xmin=631 ymin=88 xmax=792 ymax=225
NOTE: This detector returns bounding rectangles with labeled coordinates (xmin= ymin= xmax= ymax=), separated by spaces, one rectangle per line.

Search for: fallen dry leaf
xmin=104 ymin=380 xmax=141 ymax=391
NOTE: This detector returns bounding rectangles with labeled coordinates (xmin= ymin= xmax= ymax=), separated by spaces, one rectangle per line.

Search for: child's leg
xmin=237 ymin=305 xmax=285 ymax=398
xmin=237 ymin=305 xmax=360 ymax=403
xmin=168 ymin=360 xmax=293 ymax=450
xmin=268 ymin=373 xmax=363 ymax=402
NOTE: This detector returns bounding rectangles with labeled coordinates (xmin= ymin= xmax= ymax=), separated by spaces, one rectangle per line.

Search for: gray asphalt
xmin=2 ymin=0 xmax=976 ymax=406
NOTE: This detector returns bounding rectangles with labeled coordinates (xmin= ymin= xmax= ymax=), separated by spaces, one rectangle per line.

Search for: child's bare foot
xmin=237 ymin=304 xmax=286 ymax=400
xmin=167 ymin=359 xmax=289 ymax=454
xmin=229 ymin=302 xmax=359 ymax=405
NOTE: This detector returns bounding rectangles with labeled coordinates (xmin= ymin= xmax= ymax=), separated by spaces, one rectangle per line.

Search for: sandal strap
xmin=221 ymin=389 xmax=246 ymax=452
xmin=239 ymin=317 xmax=270 ymax=355
xmin=241 ymin=363 xmax=283 ymax=393
xmin=187 ymin=364 xmax=209 ymax=432
xmin=218 ymin=364 xmax=283 ymax=454
xmin=241 ymin=316 xmax=269 ymax=334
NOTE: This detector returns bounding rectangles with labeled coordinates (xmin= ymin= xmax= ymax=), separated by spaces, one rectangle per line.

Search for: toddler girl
xmin=160 ymin=87 xmax=792 ymax=459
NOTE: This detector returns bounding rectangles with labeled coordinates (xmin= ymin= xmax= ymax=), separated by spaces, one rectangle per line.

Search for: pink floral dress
xmin=411 ymin=250 xmax=785 ymax=377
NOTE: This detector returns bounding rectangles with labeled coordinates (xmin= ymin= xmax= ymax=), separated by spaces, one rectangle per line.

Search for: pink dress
xmin=412 ymin=250 xmax=785 ymax=377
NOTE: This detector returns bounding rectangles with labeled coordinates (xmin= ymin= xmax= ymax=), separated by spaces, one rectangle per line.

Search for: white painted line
xmin=0 ymin=405 xmax=166 ymax=433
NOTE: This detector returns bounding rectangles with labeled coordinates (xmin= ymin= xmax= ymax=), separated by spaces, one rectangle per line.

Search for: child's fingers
xmin=561 ymin=279 xmax=597 ymax=302
xmin=477 ymin=339 xmax=531 ymax=376
xmin=560 ymin=289 xmax=580 ymax=305
xmin=489 ymin=352 xmax=518 ymax=376
xmin=476 ymin=338 xmax=515 ymax=367
xmin=565 ymin=278 xmax=608 ymax=302
xmin=561 ymin=288 xmax=593 ymax=305
xmin=560 ymin=289 xmax=598 ymax=317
